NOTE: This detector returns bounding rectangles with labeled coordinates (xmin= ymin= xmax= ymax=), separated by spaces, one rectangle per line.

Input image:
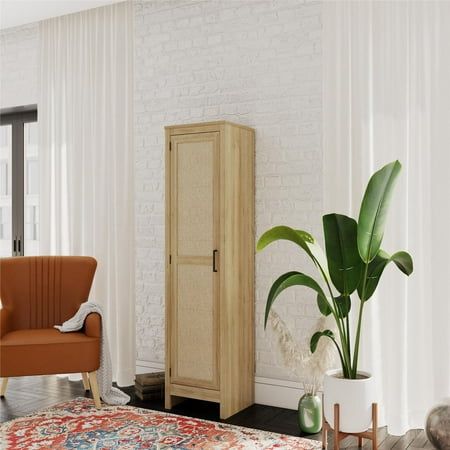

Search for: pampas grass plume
xmin=269 ymin=309 xmax=337 ymax=395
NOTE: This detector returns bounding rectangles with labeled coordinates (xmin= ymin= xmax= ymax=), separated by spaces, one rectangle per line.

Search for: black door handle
xmin=213 ymin=249 xmax=218 ymax=272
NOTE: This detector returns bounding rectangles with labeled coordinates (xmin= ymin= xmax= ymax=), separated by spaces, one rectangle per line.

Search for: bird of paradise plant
xmin=257 ymin=160 xmax=413 ymax=379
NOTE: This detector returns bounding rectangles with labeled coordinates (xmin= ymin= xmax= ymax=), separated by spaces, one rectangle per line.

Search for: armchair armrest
xmin=84 ymin=312 xmax=102 ymax=338
xmin=0 ymin=307 xmax=11 ymax=338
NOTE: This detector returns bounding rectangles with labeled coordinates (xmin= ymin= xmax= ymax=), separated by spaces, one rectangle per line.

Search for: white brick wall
xmin=134 ymin=0 xmax=324 ymax=384
xmin=0 ymin=0 xmax=325 ymax=390
xmin=0 ymin=23 xmax=39 ymax=108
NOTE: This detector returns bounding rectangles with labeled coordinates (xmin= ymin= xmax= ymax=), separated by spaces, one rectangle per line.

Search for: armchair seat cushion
xmin=0 ymin=329 xmax=100 ymax=377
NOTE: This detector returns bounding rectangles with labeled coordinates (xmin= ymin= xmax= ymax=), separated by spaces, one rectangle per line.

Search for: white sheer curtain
xmin=323 ymin=0 xmax=450 ymax=435
xmin=39 ymin=2 xmax=135 ymax=386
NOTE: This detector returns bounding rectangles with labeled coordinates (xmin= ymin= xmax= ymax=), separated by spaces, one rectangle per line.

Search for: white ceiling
xmin=0 ymin=0 xmax=123 ymax=30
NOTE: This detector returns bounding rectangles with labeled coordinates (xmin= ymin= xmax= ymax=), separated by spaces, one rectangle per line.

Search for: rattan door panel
xmin=169 ymin=132 xmax=219 ymax=390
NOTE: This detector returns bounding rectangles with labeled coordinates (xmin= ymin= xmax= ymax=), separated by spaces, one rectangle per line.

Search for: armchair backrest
xmin=0 ymin=256 xmax=97 ymax=331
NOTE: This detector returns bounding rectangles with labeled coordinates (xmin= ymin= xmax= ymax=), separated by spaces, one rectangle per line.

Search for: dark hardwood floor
xmin=0 ymin=375 xmax=431 ymax=449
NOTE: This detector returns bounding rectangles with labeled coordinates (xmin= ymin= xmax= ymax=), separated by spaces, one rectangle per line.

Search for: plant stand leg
xmin=322 ymin=395 xmax=328 ymax=449
xmin=322 ymin=402 xmax=378 ymax=450
xmin=372 ymin=403 xmax=378 ymax=449
xmin=323 ymin=426 xmax=328 ymax=450
xmin=334 ymin=404 xmax=340 ymax=449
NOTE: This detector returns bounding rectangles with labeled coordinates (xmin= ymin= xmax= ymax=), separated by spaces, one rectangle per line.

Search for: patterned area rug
xmin=0 ymin=397 xmax=321 ymax=449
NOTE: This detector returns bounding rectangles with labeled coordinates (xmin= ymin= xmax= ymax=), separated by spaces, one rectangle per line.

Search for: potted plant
xmin=257 ymin=160 xmax=413 ymax=433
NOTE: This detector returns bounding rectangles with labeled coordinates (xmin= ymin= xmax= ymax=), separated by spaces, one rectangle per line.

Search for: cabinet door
xmin=169 ymin=132 xmax=220 ymax=390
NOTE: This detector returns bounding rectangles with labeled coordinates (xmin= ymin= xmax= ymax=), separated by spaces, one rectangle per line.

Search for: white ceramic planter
xmin=323 ymin=369 xmax=376 ymax=433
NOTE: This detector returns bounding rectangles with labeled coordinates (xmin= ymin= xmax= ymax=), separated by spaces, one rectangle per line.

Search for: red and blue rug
xmin=0 ymin=397 xmax=321 ymax=449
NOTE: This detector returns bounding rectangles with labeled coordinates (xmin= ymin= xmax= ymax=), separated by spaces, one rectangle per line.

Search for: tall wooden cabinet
xmin=165 ymin=121 xmax=255 ymax=419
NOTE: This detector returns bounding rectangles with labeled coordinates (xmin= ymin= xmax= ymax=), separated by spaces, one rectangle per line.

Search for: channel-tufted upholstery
xmin=0 ymin=256 xmax=101 ymax=378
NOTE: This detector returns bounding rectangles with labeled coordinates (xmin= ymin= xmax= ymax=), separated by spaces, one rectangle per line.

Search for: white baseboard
xmin=136 ymin=360 xmax=165 ymax=374
xmin=135 ymin=361 xmax=307 ymax=410
xmin=254 ymin=376 xmax=305 ymax=410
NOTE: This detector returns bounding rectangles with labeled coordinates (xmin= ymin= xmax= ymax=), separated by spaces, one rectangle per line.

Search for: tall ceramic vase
xmin=323 ymin=369 xmax=376 ymax=433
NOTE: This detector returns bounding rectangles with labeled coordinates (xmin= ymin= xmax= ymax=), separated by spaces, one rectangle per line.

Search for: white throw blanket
xmin=55 ymin=302 xmax=130 ymax=405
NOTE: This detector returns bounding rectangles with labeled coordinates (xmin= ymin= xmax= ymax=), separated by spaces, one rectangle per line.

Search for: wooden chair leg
xmin=358 ymin=436 xmax=363 ymax=447
xmin=88 ymin=371 xmax=101 ymax=408
xmin=0 ymin=378 xmax=8 ymax=397
xmin=334 ymin=404 xmax=340 ymax=450
xmin=81 ymin=373 xmax=90 ymax=391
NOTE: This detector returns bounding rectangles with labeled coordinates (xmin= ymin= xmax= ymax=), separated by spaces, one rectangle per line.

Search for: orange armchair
xmin=0 ymin=256 xmax=102 ymax=407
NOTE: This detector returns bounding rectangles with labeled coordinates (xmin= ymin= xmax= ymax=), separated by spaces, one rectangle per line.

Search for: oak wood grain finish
xmin=219 ymin=123 xmax=255 ymax=419
xmin=170 ymin=383 xmax=220 ymax=403
xmin=165 ymin=120 xmax=254 ymax=134
xmin=165 ymin=122 xmax=255 ymax=419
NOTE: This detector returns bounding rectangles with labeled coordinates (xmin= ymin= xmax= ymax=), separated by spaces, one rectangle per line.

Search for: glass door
xmin=24 ymin=122 xmax=39 ymax=256
xmin=0 ymin=125 xmax=12 ymax=257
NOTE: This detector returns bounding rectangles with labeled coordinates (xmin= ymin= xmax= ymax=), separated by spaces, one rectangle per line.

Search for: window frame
xmin=0 ymin=107 xmax=38 ymax=256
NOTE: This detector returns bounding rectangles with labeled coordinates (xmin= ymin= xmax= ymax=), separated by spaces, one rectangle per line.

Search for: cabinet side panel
xmin=240 ymin=126 xmax=255 ymax=408
xmin=220 ymin=124 xmax=255 ymax=418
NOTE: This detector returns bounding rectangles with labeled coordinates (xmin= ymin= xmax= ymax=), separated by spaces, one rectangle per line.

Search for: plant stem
xmin=352 ymin=262 xmax=369 ymax=377
xmin=345 ymin=312 xmax=351 ymax=362
xmin=315 ymin=260 xmax=352 ymax=376
xmin=330 ymin=336 xmax=347 ymax=378
xmin=331 ymin=295 xmax=351 ymax=374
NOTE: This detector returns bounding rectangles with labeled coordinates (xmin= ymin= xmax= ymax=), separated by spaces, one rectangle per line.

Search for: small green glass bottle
xmin=298 ymin=393 xmax=322 ymax=434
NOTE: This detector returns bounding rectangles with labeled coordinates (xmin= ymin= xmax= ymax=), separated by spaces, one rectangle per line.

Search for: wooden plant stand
xmin=322 ymin=402 xmax=378 ymax=449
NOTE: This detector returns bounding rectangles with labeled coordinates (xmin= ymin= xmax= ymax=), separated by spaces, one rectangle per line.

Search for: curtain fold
xmin=323 ymin=0 xmax=450 ymax=435
xmin=39 ymin=2 xmax=135 ymax=386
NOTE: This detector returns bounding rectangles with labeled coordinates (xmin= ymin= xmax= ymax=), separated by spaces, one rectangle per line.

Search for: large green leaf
xmin=257 ymin=226 xmax=330 ymax=283
xmin=264 ymin=271 xmax=331 ymax=328
xmin=310 ymin=329 xmax=335 ymax=353
xmin=316 ymin=294 xmax=333 ymax=317
xmin=390 ymin=251 xmax=414 ymax=275
xmin=358 ymin=249 xmax=414 ymax=301
xmin=357 ymin=161 xmax=402 ymax=263
xmin=310 ymin=329 xmax=349 ymax=377
xmin=323 ymin=214 xmax=363 ymax=295
xmin=257 ymin=226 xmax=314 ymax=256
xmin=335 ymin=295 xmax=351 ymax=318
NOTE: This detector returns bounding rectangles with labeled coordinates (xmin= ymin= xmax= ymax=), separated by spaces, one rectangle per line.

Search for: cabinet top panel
xmin=165 ymin=120 xmax=254 ymax=134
